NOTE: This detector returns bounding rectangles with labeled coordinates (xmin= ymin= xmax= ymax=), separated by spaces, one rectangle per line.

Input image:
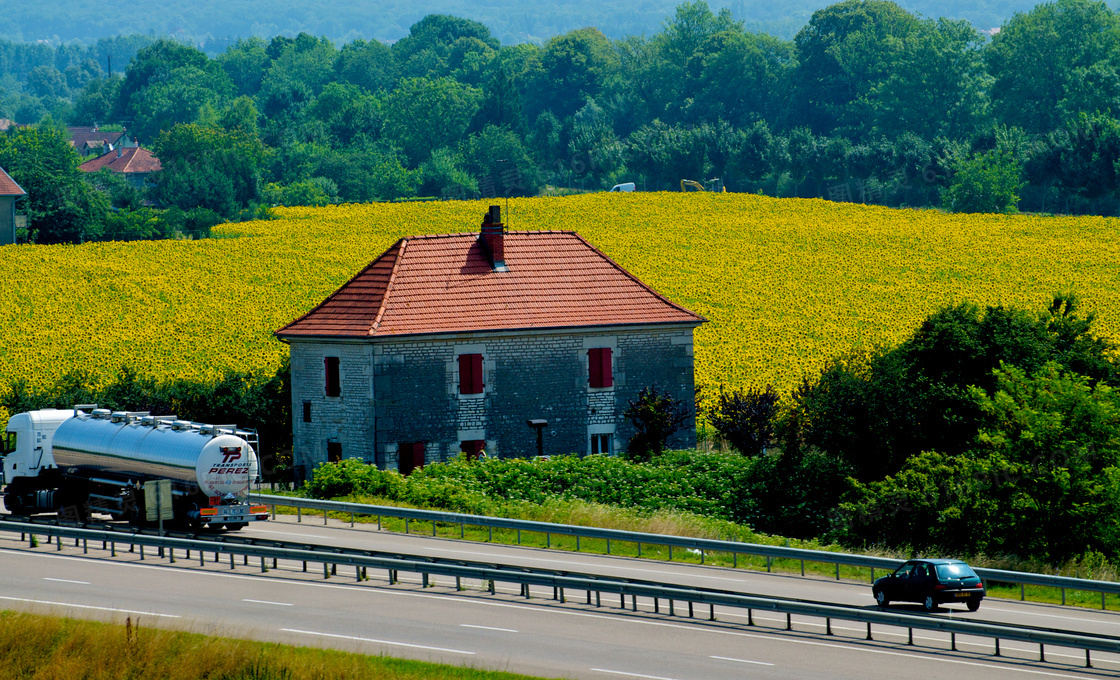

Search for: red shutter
xmin=589 ymin=348 xmax=612 ymax=388
xmin=459 ymin=354 xmax=484 ymax=394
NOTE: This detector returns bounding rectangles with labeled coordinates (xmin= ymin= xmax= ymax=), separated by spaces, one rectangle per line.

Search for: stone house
xmin=275 ymin=207 xmax=705 ymax=475
xmin=0 ymin=166 xmax=26 ymax=246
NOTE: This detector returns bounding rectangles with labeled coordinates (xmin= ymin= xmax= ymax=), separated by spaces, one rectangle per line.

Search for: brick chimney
xmin=479 ymin=205 xmax=508 ymax=272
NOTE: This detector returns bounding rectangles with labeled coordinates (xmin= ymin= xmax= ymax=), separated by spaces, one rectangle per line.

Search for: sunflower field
xmin=3 ymin=192 xmax=1120 ymax=427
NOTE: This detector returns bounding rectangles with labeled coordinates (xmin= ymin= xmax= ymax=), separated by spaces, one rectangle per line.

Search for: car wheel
xmin=967 ymin=598 xmax=980 ymax=612
xmin=875 ymin=589 xmax=890 ymax=607
xmin=923 ymin=595 xmax=937 ymax=612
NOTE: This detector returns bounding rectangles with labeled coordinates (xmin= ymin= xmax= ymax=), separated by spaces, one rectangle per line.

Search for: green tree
xmin=623 ymin=385 xmax=692 ymax=462
xmin=391 ymin=15 xmax=499 ymax=81
xmin=149 ymin=123 xmax=266 ymax=216
xmin=682 ymin=31 xmax=794 ymax=128
xmin=707 ymin=385 xmax=780 ymax=456
xmin=216 ymin=37 xmax=270 ymax=97
xmin=335 ymin=38 xmax=398 ymax=93
xmin=942 ymin=148 xmax=1023 ymax=213
xmin=114 ymin=39 xmax=210 ymax=123
xmin=790 ymin=0 xmax=920 ymax=137
xmin=128 ymin=63 xmax=235 ymax=141
xmin=533 ymin=28 xmax=620 ymax=119
xmin=383 ymin=77 xmax=481 ymax=165
xmin=986 ymin=0 xmax=1120 ymax=133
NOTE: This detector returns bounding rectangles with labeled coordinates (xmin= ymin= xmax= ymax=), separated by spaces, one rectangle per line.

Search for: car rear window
xmin=935 ymin=563 xmax=978 ymax=579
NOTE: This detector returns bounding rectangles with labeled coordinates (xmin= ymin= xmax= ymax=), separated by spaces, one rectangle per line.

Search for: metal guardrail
xmin=2 ymin=519 xmax=1117 ymax=667
xmin=252 ymin=493 xmax=1120 ymax=609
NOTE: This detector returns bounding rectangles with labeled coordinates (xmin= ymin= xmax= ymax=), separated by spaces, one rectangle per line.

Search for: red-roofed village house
xmin=0 ymin=166 xmax=26 ymax=245
xmin=275 ymin=207 xmax=705 ymax=475
xmin=78 ymin=146 xmax=161 ymax=190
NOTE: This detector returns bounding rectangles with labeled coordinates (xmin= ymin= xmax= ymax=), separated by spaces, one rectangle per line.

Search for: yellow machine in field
xmin=681 ymin=178 xmax=726 ymax=192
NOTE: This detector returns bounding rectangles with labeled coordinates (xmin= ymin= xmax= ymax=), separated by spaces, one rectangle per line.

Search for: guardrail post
xmin=994 ymin=638 xmax=999 ymax=656
xmin=1040 ymin=643 xmax=1045 ymax=662
xmin=456 ymin=576 xmax=462 ymax=591
xmin=766 ymin=556 xmax=770 ymax=572
xmin=1020 ymin=583 xmax=1025 ymax=600
xmin=378 ymin=515 xmax=381 ymax=531
xmin=826 ymin=618 xmax=831 ymax=635
xmin=199 ymin=551 xmax=204 ymax=566
xmin=323 ymin=562 xmax=329 ymax=579
xmin=700 ymin=550 xmax=704 ymax=565
xmin=547 ymin=532 xmax=550 ymax=549
xmin=1103 ymin=592 xmax=1107 ymax=610
xmin=669 ymin=600 xmax=675 ymax=616
xmin=636 ymin=541 xmax=640 ymax=557
xmin=655 ymin=598 xmax=659 ymax=613
xmin=620 ymin=593 xmax=625 ymax=608
xmin=1061 ymin=588 xmax=1065 ymax=606
xmin=747 ymin=608 xmax=753 ymax=625
xmin=264 ymin=558 xmax=270 ymax=573
xmin=688 ymin=602 xmax=694 ymax=618
xmin=596 ymin=591 xmax=601 ymax=607
xmin=907 ymin=628 xmax=913 ymax=645
xmin=631 ymin=595 xmax=636 ymax=611
xmin=553 ymin=586 xmax=559 ymax=600
xmin=432 ymin=521 xmax=437 ymax=537
xmin=139 ymin=545 xmax=144 ymax=560
xmin=786 ymin=613 xmax=791 ymax=630
xmin=405 ymin=518 xmax=410 ymax=534
xmin=1086 ymin=649 xmax=1091 ymax=668
xmin=488 ymin=580 xmax=495 ymax=594
xmin=835 ymin=563 xmax=840 ymax=580
xmin=801 ymin=559 xmax=805 ymax=576
xmin=423 ymin=573 xmax=429 ymax=588
xmin=488 ymin=526 xmax=492 ymax=542
xmin=230 ymin=553 xmax=235 ymax=570
xmin=111 ymin=541 xmax=116 ymax=556
xmin=388 ymin=569 xmax=395 ymax=585
xmin=83 ymin=539 xmax=87 ymax=554
xmin=460 ymin=523 xmax=464 ymax=539
xmin=950 ymin=632 xmax=956 ymax=651
xmin=668 ymin=546 xmax=672 ymax=562
xmin=169 ymin=548 xmax=175 ymax=564
xmin=709 ymin=603 xmax=714 ymax=621
xmin=561 ymin=587 xmax=566 ymax=603
xmin=271 ymin=504 xmax=276 ymax=520
xmin=302 ymin=561 xmax=307 ymax=572
xmin=870 ymin=567 xmax=874 ymax=582
xmin=274 ymin=558 xmax=278 ymax=569
xmin=297 ymin=507 xmax=301 ymax=523
xmin=323 ymin=508 xmax=328 ymax=525
xmin=586 ymin=589 xmax=591 ymax=604
xmin=517 ymin=529 xmax=521 ymax=545
xmin=606 ymin=539 xmax=610 ymax=555
xmin=866 ymin=622 xmax=872 ymax=640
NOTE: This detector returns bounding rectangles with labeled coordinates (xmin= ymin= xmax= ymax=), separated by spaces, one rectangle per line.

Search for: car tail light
xmin=934 ymin=584 xmax=946 ymax=590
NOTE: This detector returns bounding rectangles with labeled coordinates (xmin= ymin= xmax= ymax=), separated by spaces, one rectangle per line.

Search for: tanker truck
xmin=0 ymin=407 xmax=269 ymax=529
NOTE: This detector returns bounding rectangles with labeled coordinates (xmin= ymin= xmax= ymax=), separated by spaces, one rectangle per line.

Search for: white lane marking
xmin=710 ymin=655 xmax=774 ymax=666
xmin=0 ymin=595 xmax=179 ymax=618
xmin=591 ymin=670 xmax=682 ymax=680
xmin=985 ymin=606 xmax=1120 ymax=628
xmin=44 ymin=578 xmax=90 ymax=585
xmin=5 ymin=547 xmax=1117 ymax=676
xmin=243 ymin=599 xmax=293 ymax=606
xmin=460 ymin=624 xmax=518 ymax=633
xmin=281 ymin=628 xmax=474 ymax=655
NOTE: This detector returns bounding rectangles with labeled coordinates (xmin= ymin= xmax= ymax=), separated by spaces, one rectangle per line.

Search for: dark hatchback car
xmin=872 ymin=559 xmax=986 ymax=612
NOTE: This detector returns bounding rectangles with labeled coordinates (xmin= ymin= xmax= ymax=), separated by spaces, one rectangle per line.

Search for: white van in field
xmin=610 ymin=182 xmax=636 ymax=192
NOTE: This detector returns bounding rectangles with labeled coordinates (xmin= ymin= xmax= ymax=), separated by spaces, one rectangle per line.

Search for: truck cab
xmin=2 ymin=409 xmax=74 ymax=484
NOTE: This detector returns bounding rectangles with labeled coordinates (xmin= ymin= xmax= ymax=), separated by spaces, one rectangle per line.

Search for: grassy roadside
xmin=263 ymin=492 xmax=1120 ymax=611
xmin=0 ymin=611 xmax=556 ymax=680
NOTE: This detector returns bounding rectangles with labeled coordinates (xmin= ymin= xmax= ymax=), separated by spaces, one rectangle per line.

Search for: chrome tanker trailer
xmin=1 ymin=407 xmax=268 ymax=529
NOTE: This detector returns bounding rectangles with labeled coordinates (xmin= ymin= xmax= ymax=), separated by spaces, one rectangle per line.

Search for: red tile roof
xmin=0 ymin=167 xmax=25 ymax=196
xmin=79 ymin=146 xmax=162 ymax=174
xmin=276 ymin=230 xmax=705 ymax=338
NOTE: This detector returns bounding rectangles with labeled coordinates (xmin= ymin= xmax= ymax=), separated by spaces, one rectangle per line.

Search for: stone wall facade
xmin=288 ymin=324 xmax=697 ymax=474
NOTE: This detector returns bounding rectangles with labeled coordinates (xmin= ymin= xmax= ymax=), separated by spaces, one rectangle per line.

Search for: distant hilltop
xmin=1 ymin=0 xmax=1034 ymax=47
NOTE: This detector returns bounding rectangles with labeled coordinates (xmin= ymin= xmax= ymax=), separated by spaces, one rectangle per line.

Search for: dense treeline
xmin=8 ymin=0 xmax=1120 ymax=242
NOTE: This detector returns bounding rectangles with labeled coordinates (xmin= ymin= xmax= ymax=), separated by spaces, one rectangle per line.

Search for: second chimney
xmin=480 ymin=205 xmax=507 ymax=271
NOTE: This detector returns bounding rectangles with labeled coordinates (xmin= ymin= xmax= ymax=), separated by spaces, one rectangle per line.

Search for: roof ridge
xmin=370 ymin=238 xmax=406 ymax=334
xmin=275 ymin=238 xmax=404 ymax=336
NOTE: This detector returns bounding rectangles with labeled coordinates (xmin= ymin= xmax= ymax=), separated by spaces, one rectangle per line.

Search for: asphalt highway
xmin=1 ymin=515 xmax=1119 ymax=679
